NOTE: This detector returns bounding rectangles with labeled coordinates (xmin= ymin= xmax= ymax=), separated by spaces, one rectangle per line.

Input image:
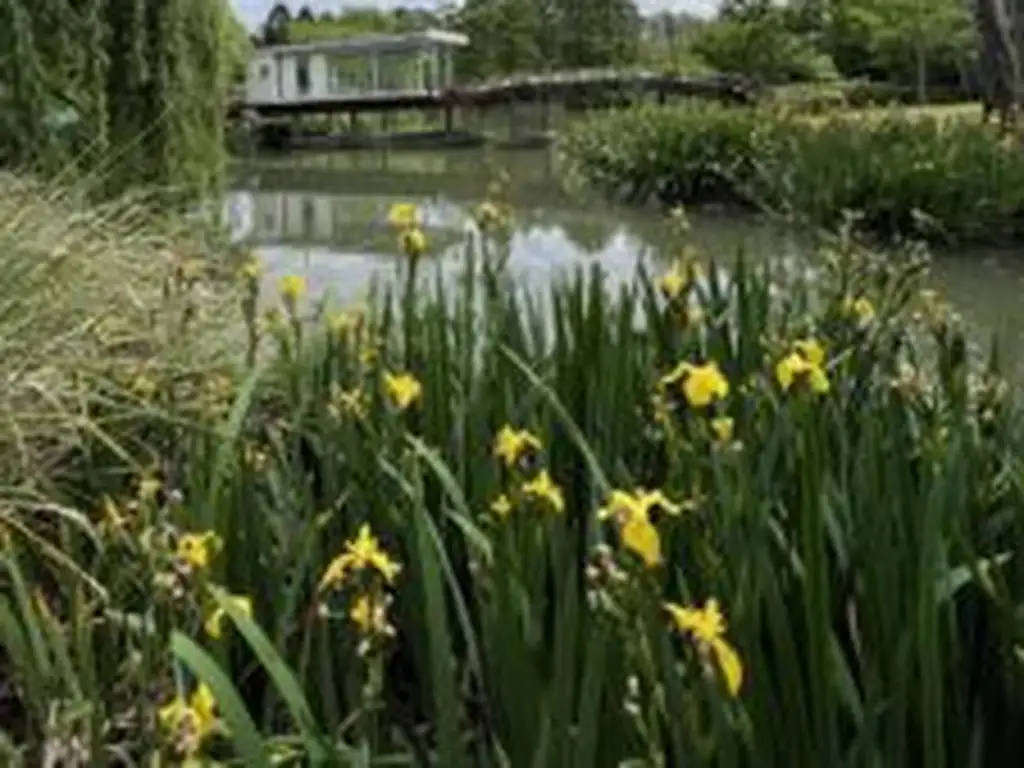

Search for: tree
xmin=456 ymin=0 xmax=544 ymax=79
xmin=871 ymin=0 xmax=972 ymax=101
xmin=694 ymin=9 xmax=838 ymax=83
xmin=262 ymin=2 xmax=291 ymax=45
xmin=0 ymin=0 xmax=241 ymax=197
xmin=784 ymin=0 xmax=833 ymax=37
xmin=823 ymin=0 xmax=973 ymax=91
xmin=554 ymin=0 xmax=642 ymax=69
xmin=719 ymin=0 xmax=776 ymax=22
xmin=455 ymin=0 xmax=641 ymax=79
xmin=973 ymin=0 xmax=1021 ymax=126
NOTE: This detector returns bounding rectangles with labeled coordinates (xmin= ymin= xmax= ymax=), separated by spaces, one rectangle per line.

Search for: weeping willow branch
xmin=0 ymin=0 xmax=242 ymax=200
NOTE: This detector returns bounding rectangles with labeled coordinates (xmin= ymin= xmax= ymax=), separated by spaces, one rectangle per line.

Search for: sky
xmin=232 ymin=0 xmax=721 ymax=28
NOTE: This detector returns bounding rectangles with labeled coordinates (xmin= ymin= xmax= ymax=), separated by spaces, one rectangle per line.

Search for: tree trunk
xmin=915 ymin=41 xmax=928 ymax=103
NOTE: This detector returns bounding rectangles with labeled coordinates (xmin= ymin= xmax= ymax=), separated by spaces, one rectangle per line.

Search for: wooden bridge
xmin=230 ymin=68 xmax=758 ymax=118
xmin=231 ymin=32 xmax=757 ymax=152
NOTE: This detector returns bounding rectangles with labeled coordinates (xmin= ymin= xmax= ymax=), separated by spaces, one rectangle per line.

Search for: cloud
xmin=232 ymin=0 xmax=720 ymax=28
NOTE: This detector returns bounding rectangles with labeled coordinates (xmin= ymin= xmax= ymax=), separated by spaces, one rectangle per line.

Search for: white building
xmin=243 ymin=29 xmax=470 ymax=105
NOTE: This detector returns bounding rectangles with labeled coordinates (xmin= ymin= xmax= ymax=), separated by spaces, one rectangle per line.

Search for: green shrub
xmin=2 ymin=198 xmax=1024 ymax=765
xmin=558 ymin=103 xmax=1024 ymax=245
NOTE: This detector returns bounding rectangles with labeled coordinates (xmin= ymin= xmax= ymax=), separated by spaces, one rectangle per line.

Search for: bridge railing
xmin=461 ymin=68 xmax=752 ymax=88
xmin=231 ymin=68 xmax=758 ymax=109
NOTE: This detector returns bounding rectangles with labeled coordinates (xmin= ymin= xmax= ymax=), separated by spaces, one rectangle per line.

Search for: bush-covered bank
xmin=4 ymin=193 xmax=1024 ymax=765
xmin=558 ymin=104 xmax=1024 ymax=246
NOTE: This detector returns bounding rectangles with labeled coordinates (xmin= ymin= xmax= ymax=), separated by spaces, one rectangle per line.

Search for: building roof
xmin=254 ymin=29 xmax=469 ymax=57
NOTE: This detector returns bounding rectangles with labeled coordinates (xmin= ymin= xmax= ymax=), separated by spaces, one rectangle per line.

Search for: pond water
xmin=228 ymin=146 xmax=1024 ymax=377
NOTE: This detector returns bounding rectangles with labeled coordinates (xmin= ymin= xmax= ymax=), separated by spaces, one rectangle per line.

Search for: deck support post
xmin=370 ymin=51 xmax=380 ymax=93
xmin=507 ymin=97 xmax=517 ymax=142
xmin=444 ymin=102 xmax=454 ymax=133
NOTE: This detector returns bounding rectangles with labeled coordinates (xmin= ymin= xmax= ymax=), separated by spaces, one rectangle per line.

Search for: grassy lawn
xmin=839 ymin=101 xmax=982 ymax=123
xmin=799 ymin=101 xmax=984 ymax=126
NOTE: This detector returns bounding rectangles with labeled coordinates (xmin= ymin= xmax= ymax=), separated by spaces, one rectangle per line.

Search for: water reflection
xmin=229 ymin=185 xmax=665 ymax=307
xmin=226 ymin=184 xmax=802 ymax=311
xmin=230 ymin=147 xmax=1024 ymax=378
xmin=227 ymin=189 xmax=469 ymax=251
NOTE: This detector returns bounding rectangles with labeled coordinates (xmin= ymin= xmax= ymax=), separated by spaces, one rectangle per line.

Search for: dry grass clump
xmin=0 ymin=172 xmax=243 ymax=482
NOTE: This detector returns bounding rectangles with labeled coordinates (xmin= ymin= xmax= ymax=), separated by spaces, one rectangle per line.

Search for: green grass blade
xmin=404 ymin=434 xmax=493 ymax=566
xmin=203 ymin=364 xmax=264 ymax=514
xmin=170 ymin=631 xmax=272 ymax=768
xmin=572 ymin=621 xmax=610 ymax=768
xmin=208 ymin=586 xmax=347 ymax=764
xmin=406 ymin=468 xmax=465 ymax=768
xmin=499 ymin=344 xmax=611 ymax=495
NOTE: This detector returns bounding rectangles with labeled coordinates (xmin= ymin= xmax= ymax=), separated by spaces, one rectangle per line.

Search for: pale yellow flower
xmin=327 ymin=308 xmax=364 ymax=337
xmin=775 ymin=339 xmax=830 ymax=395
xmin=328 ymin=384 xmax=369 ymax=420
xmin=203 ymin=594 xmax=253 ymax=639
xmin=349 ymin=592 xmax=394 ymax=638
xmin=841 ymin=295 xmax=875 ymax=325
xmin=400 ymin=228 xmax=427 ymax=258
xmin=490 ymin=494 xmax=513 ymax=518
xmin=278 ymin=275 xmax=306 ymax=304
xmin=793 ymin=338 xmax=825 ymax=367
xmin=138 ymin=474 xmax=162 ymax=504
xmin=665 ymin=599 xmax=743 ymax=697
xmin=98 ymin=496 xmax=127 ymax=536
xmin=384 ymin=371 xmax=422 ymax=410
xmin=319 ymin=524 xmax=402 ymax=592
xmin=598 ymin=488 xmax=681 ymax=568
xmin=176 ymin=531 xmax=223 ymax=571
xmin=131 ymin=374 xmax=157 ymax=400
xmin=662 ymin=361 xmax=730 ymax=408
xmin=522 ymin=470 xmax=565 ymax=514
xmin=493 ymin=425 xmax=542 ymax=468
xmin=240 ymin=259 xmax=262 ymax=281
xmin=475 ymin=201 xmax=503 ymax=229
xmin=657 ymin=262 xmax=688 ymax=301
xmin=158 ymin=683 xmax=219 ymax=755
xmin=388 ymin=202 xmax=421 ymax=230
xmin=710 ymin=416 xmax=734 ymax=443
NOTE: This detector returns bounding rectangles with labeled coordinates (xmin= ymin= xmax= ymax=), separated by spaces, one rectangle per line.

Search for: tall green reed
xmin=2 ymin=209 xmax=1024 ymax=766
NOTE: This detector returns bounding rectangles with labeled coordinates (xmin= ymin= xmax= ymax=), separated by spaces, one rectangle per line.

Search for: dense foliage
xmin=2 ymin=188 xmax=1024 ymax=764
xmin=692 ymin=7 xmax=840 ymax=84
xmin=260 ymin=0 xmax=643 ymax=82
xmin=0 ymin=0 xmax=247 ymax=197
xmin=700 ymin=0 xmax=975 ymax=93
xmin=559 ymin=103 xmax=1024 ymax=245
xmin=255 ymin=0 xmax=985 ymax=100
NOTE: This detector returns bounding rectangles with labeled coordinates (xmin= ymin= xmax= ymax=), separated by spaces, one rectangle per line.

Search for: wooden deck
xmin=230 ymin=69 xmax=758 ymax=117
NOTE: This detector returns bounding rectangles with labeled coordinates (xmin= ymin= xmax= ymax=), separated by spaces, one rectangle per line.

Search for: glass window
xmin=296 ymin=55 xmax=311 ymax=94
